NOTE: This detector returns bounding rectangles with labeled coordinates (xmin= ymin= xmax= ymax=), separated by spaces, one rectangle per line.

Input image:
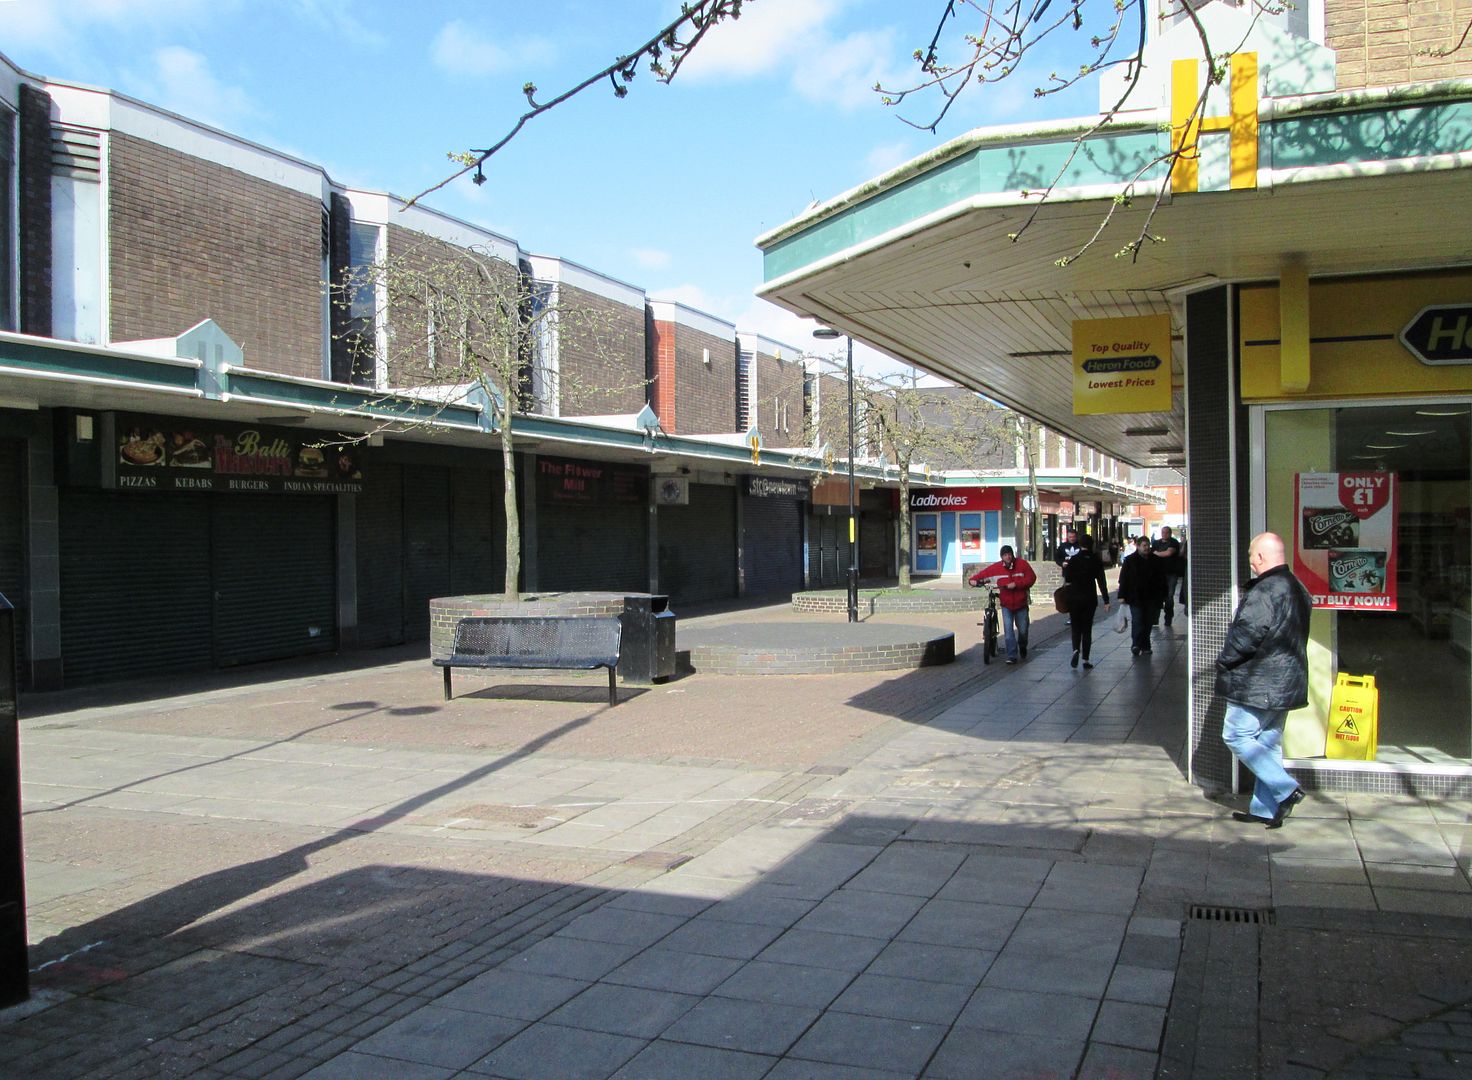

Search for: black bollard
xmin=0 ymin=592 xmax=27 ymax=1007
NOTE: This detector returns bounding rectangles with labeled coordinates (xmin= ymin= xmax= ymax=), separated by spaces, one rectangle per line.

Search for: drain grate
xmin=1188 ymin=903 xmax=1276 ymax=925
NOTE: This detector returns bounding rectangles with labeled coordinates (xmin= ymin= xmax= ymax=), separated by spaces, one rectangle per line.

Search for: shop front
xmin=908 ymin=487 xmax=1009 ymax=576
xmin=1241 ymin=271 xmax=1472 ymax=780
xmin=741 ymin=475 xmax=807 ymax=597
xmin=534 ymin=454 xmax=650 ymax=594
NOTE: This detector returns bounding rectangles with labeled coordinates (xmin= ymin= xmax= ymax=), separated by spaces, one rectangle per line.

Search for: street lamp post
xmin=813 ymin=328 xmax=859 ymax=623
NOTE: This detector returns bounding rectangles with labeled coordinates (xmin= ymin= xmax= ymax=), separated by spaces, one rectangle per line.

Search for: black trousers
xmin=1069 ymin=600 xmax=1098 ymax=659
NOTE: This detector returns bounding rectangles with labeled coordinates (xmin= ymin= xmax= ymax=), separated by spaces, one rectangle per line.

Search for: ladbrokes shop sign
xmin=110 ymin=414 xmax=365 ymax=494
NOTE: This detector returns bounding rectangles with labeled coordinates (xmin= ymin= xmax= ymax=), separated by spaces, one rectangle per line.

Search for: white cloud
xmin=431 ymin=19 xmax=554 ymax=79
xmin=0 ymin=0 xmax=219 ymax=54
xmin=650 ymin=283 xmax=720 ymax=314
xmin=134 ymin=46 xmax=259 ymax=132
xmin=292 ymin=0 xmax=387 ymax=50
xmin=790 ymin=28 xmax=904 ymax=111
xmin=677 ymin=0 xmax=838 ymax=80
xmin=630 ymin=247 xmax=672 ymax=270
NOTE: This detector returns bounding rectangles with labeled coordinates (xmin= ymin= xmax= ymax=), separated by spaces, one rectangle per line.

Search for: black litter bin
xmin=620 ymin=594 xmax=676 ymax=684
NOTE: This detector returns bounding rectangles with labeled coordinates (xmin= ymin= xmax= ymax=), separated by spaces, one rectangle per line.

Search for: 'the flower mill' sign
xmin=744 ymin=476 xmax=811 ymax=499
xmin=111 ymin=414 xmax=365 ymax=494
xmin=538 ymin=455 xmax=646 ymax=505
xmin=1072 ymin=314 xmax=1173 ymax=415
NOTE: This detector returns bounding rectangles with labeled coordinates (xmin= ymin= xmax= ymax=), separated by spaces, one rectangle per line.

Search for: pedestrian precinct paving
xmin=5 ymin=601 xmax=1471 ymax=1079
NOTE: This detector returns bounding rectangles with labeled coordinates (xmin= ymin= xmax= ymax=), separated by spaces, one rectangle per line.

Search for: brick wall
xmin=555 ymin=283 xmax=647 ymax=416
xmin=1326 ymin=0 xmax=1472 ymax=89
xmin=814 ymin=372 xmax=850 ymax=451
xmin=672 ymin=325 xmax=737 ymax=435
xmin=753 ymin=350 xmax=805 ymax=445
xmin=108 ymin=134 xmax=323 ymax=376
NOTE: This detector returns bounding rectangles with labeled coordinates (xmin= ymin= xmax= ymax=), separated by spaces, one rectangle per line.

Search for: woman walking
xmin=1063 ymin=534 xmax=1110 ymax=669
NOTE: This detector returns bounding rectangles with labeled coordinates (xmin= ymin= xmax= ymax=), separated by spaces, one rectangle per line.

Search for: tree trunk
xmin=501 ymin=412 xmax=521 ymax=600
xmin=897 ymin=469 xmax=912 ymax=590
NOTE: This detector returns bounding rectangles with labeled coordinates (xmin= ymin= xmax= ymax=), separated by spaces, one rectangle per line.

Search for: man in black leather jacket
xmin=1217 ymin=532 xmax=1312 ymax=828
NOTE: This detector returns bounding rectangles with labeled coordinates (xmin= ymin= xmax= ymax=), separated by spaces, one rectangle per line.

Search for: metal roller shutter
xmin=451 ymin=466 xmax=504 ymax=595
xmin=658 ymin=483 xmax=737 ymax=605
xmin=403 ymin=465 xmax=451 ymax=642
xmin=0 ymin=440 xmax=26 ymax=682
xmin=742 ymin=495 xmax=803 ymax=597
xmin=212 ymin=496 xmax=336 ymax=667
xmin=539 ymin=499 xmax=647 ymax=593
xmin=59 ymin=492 xmax=213 ymax=684
xmin=356 ymin=463 xmax=405 ymax=648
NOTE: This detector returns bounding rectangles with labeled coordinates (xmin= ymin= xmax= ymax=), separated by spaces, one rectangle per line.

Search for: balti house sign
xmin=112 ymin=414 xmax=365 ymax=494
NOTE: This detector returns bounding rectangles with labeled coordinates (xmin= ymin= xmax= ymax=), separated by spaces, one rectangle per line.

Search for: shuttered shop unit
xmin=0 ymin=439 xmax=27 ymax=681
xmin=59 ymin=492 xmax=214 ymax=684
xmin=402 ymin=465 xmax=452 ymax=643
xmin=450 ymin=467 xmax=505 ymax=595
xmin=538 ymin=501 xmax=647 ymax=593
xmin=212 ymin=496 xmax=336 ymax=667
xmin=809 ymin=513 xmax=841 ymax=587
xmin=355 ymin=462 xmax=406 ymax=649
xmin=743 ymin=494 xmax=804 ymax=597
xmin=658 ymin=483 xmax=737 ymax=605
xmin=58 ymin=492 xmax=335 ymax=685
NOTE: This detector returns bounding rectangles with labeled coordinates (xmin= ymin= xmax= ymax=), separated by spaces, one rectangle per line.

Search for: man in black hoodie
xmin=1216 ymin=532 xmax=1313 ymax=829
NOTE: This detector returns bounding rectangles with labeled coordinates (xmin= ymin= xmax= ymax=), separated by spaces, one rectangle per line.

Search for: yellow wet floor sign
xmin=1326 ymin=673 xmax=1378 ymax=761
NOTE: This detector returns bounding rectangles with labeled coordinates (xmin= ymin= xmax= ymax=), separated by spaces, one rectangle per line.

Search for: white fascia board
xmin=0 ymin=52 xmax=23 ymax=111
xmin=647 ymin=299 xmax=737 ymax=341
xmin=46 ymin=83 xmax=332 ymax=203
xmin=526 ymin=254 xmax=646 ymax=310
xmin=737 ymin=332 xmax=803 ymax=359
xmin=344 ymin=189 xmax=521 ymax=263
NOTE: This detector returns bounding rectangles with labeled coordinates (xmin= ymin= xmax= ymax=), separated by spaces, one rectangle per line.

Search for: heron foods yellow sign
xmin=1072 ymin=315 xmax=1173 ymax=415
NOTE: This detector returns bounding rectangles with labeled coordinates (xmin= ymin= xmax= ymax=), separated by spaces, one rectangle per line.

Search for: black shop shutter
xmin=356 ymin=463 xmax=405 ymax=648
xmin=0 ymin=440 xmax=27 ymax=682
xmin=59 ymin=491 xmax=213 ymax=685
xmin=212 ymin=496 xmax=336 ymax=666
xmin=743 ymin=495 xmax=803 ymax=597
xmin=658 ymin=484 xmax=737 ymax=605
xmin=402 ymin=464 xmax=451 ymax=642
xmin=451 ymin=466 xmax=504 ymax=595
xmin=538 ymin=498 xmax=647 ymax=593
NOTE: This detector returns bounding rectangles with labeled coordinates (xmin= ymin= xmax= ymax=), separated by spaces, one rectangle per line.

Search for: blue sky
xmin=3 ymin=0 xmax=1103 ymax=373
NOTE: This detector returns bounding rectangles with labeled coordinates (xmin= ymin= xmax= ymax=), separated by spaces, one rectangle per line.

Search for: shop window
xmin=1265 ymin=403 xmax=1471 ymax=764
xmin=343 ymin=222 xmax=382 ymax=386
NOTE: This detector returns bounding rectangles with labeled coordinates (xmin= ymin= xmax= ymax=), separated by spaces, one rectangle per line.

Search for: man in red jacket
xmin=967 ymin=545 xmax=1038 ymax=663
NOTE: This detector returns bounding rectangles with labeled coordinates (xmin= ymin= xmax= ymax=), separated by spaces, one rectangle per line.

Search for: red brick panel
xmin=649 ymin=317 xmax=677 ymax=431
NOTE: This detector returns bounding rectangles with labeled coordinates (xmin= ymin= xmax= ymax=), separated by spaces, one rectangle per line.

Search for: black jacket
xmin=1214 ymin=564 xmax=1312 ymax=709
xmin=1117 ymin=550 xmax=1166 ymax=606
xmin=1063 ymin=549 xmax=1109 ymax=608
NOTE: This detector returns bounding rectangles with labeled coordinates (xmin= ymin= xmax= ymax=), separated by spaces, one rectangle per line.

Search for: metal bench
xmin=434 ymin=616 xmax=623 ymax=705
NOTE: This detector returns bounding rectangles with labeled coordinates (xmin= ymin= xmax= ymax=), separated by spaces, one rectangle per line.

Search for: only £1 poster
xmin=1293 ymin=472 xmax=1398 ymax=611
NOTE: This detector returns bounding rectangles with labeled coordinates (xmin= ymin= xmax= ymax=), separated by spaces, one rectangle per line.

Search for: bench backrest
xmin=451 ymin=616 xmax=621 ymax=664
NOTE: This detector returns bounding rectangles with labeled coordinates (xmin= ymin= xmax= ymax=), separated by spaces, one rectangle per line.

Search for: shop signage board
xmin=112 ymin=414 xmax=365 ymax=494
xmin=1072 ymin=314 xmax=1173 ymax=415
xmin=1292 ymin=471 xmax=1398 ymax=610
xmin=1400 ymin=305 xmax=1472 ymax=365
xmin=906 ymin=487 xmax=1001 ymax=512
xmin=744 ymin=476 xmax=811 ymax=499
xmin=538 ymin=455 xmax=645 ymax=505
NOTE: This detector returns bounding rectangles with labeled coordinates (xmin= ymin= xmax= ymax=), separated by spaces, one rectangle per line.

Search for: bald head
xmin=1249 ymin=532 xmax=1287 ymax=576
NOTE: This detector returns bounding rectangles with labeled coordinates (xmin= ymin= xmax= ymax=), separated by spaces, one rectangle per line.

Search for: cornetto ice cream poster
xmin=1293 ymin=472 xmax=1398 ymax=611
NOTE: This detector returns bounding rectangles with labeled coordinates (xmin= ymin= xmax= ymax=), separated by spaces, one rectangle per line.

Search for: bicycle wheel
xmin=983 ymin=610 xmax=997 ymax=663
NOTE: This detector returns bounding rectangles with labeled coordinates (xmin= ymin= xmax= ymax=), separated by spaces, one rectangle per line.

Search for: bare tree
xmin=845 ymin=376 xmax=1012 ymax=589
xmin=331 ymin=238 xmax=644 ymax=600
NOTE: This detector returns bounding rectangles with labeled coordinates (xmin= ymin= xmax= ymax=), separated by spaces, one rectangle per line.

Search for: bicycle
xmin=974 ymin=581 xmax=1001 ymax=664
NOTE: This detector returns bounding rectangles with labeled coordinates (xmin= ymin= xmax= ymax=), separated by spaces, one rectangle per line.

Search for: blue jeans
xmin=1163 ymin=574 xmax=1182 ymax=620
xmin=1001 ymin=606 xmax=1029 ymax=661
xmin=1222 ymin=702 xmax=1299 ymax=818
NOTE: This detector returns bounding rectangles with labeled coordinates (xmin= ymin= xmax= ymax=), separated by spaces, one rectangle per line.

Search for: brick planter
xmin=792 ymin=589 xmax=986 ymax=615
xmin=429 ymin=592 xmax=655 ymax=661
xmin=681 ymin=622 xmax=955 ymax=675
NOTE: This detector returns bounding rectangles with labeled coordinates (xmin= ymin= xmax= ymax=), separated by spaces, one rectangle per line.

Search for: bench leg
xmin=443 ymin=666 xmax=452 ymax=701
xmin=608 ymin=666 xmax=618 ymax=707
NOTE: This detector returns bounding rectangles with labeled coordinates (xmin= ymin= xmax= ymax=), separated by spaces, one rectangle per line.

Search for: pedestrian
xmin=967 ymin=544 xmax=1037 ymax=664
xmin=1217 ymin=532 xmax=1312 ymax=829
xmin=1152 ymin=525 xmax=1184 ymax=625
xmin=1054 ymin=526 xmax=1080 ymax=571
xmin=1063 ymin=534 xmax=1109 ymax=669
xmin=1117 ymin=535 xmax=1166 ymax=657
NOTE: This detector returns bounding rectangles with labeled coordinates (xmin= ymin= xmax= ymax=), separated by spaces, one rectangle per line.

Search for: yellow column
xmin=1279 ymin=260 xmax=1311 ymax=394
